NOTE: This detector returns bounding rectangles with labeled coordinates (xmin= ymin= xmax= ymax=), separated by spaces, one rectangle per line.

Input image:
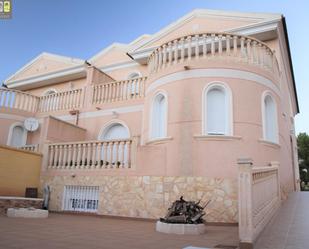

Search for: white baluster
xmin=168 ymin=42 xmax=172 ymax=66
xmin=211 ymin=34 xmax=215 ymax=56
xmin=202 ymin=34 xmax=207 ymax=57
xmin=226 ymin=35 xmax=231 ymax=56
xmin=158 ymin=47 xmax=162 ymax=69
xmin=246 ymin=39 xmax=251 ymax=63
xmin=173 ymin=40 xmax=178 ymax=64
xmin=252 ymin=41 xmax=257 ymax=64
xmin=233 ymin=35 xmax=238 ymax=57
xmin=91 ymin=142 xmax=97 ymax=169
xmin=97 ymin=142 xmax=102 ymax=169
xmin=240 ymin=37 xmax=245 ymax=59
xmin=103 ymin=142 xmax=108 ymax=168
xmin=53 ymin=145 xmax=59 ymax=168
xmin=180 ymin=37 xmax=185 ymax=63
xmin=195 ymin=34 xmax=199 ymax=58
xmin=66 ymin=144 xmax=72 ymax=169
xmin=218 ymin=35 xmax=222 ymax=55
xmin=86 ymin=143 xmax=92 ymax=168
xmin=187 ymin=36 xmax=192 ymax=60
xmin=162 ymin=44 xmax=167 ymax=68
xmin=48 ymin=145 xmax=54 ymax=168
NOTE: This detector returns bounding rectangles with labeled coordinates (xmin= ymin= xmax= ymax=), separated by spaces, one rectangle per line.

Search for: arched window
xmin=99 ymin=123 xmax=130 ymax=140
xmin=263 ymin=94 xmax=278 ymax=143
xmin=127 ymin=72 xmax=141 ymax=79
xmin=7 ymin=123 xmax=27 ymax=147
xmin=44 ymin=89 xmax=57 ymax=96
xmin=151 ymin=93 xmax=167 ymax=139
xmin=204 ymin=83 xmax=232 ymax=135
xmin=98 ymin=122 xmax=130 ymax=166
xmin=42 ymin=89 xmax=58 ymax=110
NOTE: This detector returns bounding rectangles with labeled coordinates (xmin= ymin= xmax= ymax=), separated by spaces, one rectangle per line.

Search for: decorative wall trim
xmin=258 ymin=139 xmax=281 ymax=149
xmin=146 ymin=136 xmax=173 ymax=145
xmin=146 ymin=68 xmax=280 ymax=96
xmin=0 ymin=113 xmax=27 ymax=121
xmin=132 ymin=9 xmax=280 ymax=52
xmin=5 ymin=52 xmax=84 ymax=84
xmin=99 ymin=61 xmax=139 ymax=72
xmin=57 ymin=105 xmax=144 ymax=121
xmin=6 ymin=65 xmax=86 ymax=90
xmin=193 ymin=135 xmax=242 ymax=141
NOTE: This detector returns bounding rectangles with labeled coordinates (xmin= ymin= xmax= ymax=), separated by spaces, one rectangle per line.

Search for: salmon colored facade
xmin=0 ymin=10 xmax=299 ymax=224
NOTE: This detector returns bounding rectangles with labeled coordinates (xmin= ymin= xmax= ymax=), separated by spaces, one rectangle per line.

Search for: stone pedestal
xmin=7 ymin=208 xmax=48 ymax=218
xmin=156 ymin=221 xmax=205 ymax=235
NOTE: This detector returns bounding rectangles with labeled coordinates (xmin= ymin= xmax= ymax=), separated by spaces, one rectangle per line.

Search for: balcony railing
xmin=38 ymin=88 xmax=83 ymax=112
xmin=47 ymin=139 xmax=133 ymax=170
xmin=148 ymin=32 xmax=279 ymax=75
xmin=1 ymin=77 xmax=147 ymax=114
xmin=0 ymin=88 xmax=39 ymax=113
xmin=92 ymin=77 xmax=147 ymax=105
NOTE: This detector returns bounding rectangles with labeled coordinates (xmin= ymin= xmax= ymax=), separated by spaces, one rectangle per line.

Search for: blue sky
xmin=0 ymin=0 xmax=308 ymax=134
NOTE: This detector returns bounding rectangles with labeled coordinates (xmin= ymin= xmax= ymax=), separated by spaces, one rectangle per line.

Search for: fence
xmin=238 ymin=159 xmax=281 ymax=248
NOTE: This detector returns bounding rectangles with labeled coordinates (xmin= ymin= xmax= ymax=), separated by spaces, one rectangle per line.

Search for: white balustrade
xmin=47 ymin=139 xmax=133 ymax=170
xmin=0 ymin=88 xmax=39 ymax=112
xmin=39 ymin=88 xmax=83 ymax=112
xmin=148 ymin=32 xmax=279 ymax=75
xmin=238 ymin=159 xmax=281 ymax=247
xmin=92 ymin=77 xmax=147 ymax=104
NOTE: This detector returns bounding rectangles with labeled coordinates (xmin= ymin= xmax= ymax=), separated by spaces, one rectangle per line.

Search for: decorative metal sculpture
xmin=43 ymin=185 xmax=50 ymax=210
xmin=160 ymin=196 xmax=210 ymax=224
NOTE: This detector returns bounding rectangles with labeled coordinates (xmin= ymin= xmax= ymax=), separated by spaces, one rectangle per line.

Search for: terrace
xmin=0 ymin=76 xmax=147 ymax=114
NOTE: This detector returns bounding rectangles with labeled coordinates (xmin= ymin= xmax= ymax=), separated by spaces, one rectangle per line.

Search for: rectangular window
xmin=62 ymin=185 xmax=99 ymax=213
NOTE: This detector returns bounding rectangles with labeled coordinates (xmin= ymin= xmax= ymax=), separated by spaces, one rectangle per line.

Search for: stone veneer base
xmin=7 ymin=208 xmax=48 ymax=218
xmin=42 ymin=175 xmax=238 ymax=223
xmin=156 ymin=221 xmax=206 ymax=235
xmin=0 ymin=196 xmax=43 ymax=215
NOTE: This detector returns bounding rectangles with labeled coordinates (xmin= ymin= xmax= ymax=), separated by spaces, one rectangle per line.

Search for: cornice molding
xmin=6 ymin=65 xmax=86 ymax=90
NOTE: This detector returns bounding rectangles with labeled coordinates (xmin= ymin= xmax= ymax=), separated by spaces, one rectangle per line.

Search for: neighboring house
xmin=0 ymin=9 xmax=299 ymax=229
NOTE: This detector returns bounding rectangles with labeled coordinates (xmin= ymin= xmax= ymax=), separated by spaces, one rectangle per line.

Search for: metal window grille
xmin=62 ymin=185 xmax=99 ymax=213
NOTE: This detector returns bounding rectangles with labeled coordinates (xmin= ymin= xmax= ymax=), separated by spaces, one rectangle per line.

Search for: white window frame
xmin=127 ymin=71 xmax=142 ymax=80
xmin=7 ymin=122 xmax=27 ymax=147
xmin=149 ymin=90 xmax=168 ymax=140
xmin=202 ymin=81 xmax=233 ymax=136
xmin=98 ymin=119 xmax=130 ymax=140
xmin=261 ymin=91 xmax=279 ymax=144
xmin=42 ymin=88 xmax=58 ymax=96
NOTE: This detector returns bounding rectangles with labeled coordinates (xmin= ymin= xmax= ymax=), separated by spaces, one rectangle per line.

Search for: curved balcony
xmin=148 ymin=32 xmax=279 ymax=75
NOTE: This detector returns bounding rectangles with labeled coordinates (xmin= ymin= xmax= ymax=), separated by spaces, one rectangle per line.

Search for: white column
xmin=238 ymin=158 xmax=254 ymax=247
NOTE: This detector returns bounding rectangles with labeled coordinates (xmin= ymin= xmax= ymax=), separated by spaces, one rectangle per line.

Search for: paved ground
xmin=0 ymin=213 xmax=238 ymax=249
xmin=255 ymin=192 xmax=309 ymax=249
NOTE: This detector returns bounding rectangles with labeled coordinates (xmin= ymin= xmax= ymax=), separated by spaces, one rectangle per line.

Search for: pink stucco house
xmin=0 ymin=8 xmax=299 ymax=245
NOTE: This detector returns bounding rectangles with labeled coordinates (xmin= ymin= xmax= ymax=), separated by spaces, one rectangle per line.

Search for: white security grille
xmin=62 ymin=185 xmax=99 ymax=213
